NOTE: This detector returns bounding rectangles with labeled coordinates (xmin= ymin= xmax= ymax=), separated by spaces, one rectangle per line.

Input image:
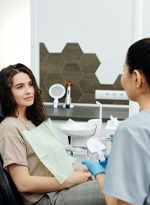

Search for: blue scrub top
xmin=102 ymin=110 xmax=150 ymax=205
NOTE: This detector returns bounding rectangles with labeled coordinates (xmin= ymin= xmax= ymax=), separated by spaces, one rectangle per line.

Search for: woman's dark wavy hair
xmin=0 ymin=63 xmax=48 ymax=125
xmin=126 ymin=38 xmax=150 ymax=85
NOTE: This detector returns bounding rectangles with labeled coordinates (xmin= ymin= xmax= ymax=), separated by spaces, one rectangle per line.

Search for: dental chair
xmin=0 ymin=155 xmax=24 ymax=205
xmin=0 ymin=101 xmax=24 ymax=205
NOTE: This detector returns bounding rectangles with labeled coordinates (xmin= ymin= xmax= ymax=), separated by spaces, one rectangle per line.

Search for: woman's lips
xmin=24 ymin=96 xmax=33 ymax=101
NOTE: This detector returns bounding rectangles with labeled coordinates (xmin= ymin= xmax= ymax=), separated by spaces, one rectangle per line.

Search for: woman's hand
xmin=64 ymin=170 xmax=92 ymax=187
xmin=73 ymin=165 xmax=88 ymax=172
xmin=73 ymin=165 xmax=94 ymax=180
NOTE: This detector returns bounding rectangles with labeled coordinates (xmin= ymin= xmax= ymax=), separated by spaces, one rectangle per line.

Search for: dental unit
xmin=58 ymin=103 xmax=103 ymax=154
xmin=57 ymin=101 xmax=118 ymax=159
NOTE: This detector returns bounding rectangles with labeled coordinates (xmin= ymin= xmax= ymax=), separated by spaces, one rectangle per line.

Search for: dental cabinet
xmin=45 ymin=103 xmax=128 ymax=122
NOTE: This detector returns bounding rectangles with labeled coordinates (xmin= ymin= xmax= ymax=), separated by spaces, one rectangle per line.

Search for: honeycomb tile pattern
xmin=40 ymin=42 xmax=127 ymax=105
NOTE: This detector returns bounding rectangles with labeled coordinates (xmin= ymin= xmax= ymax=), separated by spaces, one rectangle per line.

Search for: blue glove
xmin=99 ymin=154 xmax=109 ymax=169
xmin=82 ymin=160 xmax=106 ymax=177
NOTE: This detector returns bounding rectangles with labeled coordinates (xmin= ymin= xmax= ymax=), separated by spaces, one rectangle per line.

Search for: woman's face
xmin=11 ymin=72 xmax=35 ymax=110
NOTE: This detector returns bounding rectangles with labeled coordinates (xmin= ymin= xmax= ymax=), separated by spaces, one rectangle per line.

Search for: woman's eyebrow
xmin=14 ymin=82 xmax=24 ymax=87
xmin=14 ymin=80 xmax=32 ymax=87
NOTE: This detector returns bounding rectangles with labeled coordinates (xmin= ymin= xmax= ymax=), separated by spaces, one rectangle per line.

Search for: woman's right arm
xmin=8 ymin=163 xmax=92 ymax=193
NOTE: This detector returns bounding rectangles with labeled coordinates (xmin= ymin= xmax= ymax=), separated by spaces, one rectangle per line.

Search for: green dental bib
xmin=23 ymin=118 xmax=76 ymax=184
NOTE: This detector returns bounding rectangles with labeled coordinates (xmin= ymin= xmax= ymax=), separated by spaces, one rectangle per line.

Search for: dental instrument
xmin=63 ymin=81 xmax=74 ymax=108
xmin=86 ymin=139 xmax=106 ymax=162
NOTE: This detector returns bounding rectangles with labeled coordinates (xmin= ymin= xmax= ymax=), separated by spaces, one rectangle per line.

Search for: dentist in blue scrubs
xmin=82 ymin=38 xmax=150 ymax=205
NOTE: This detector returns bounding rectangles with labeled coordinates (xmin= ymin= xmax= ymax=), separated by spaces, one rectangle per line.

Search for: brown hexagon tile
xmin=113 ymin=100 xmax=129 ymax=105
xmin=96 ymin=99 xmax=114 ymax=104
xmin=113 ymin=74 xmax=124 ymax=90
xmin=44 ymin=53 xmax=66 ymax=73
xmin=40 ymin=43 xmax=49 ymax=62
xmin=78 ymin=93 xmax=96 ymax=104
xmin=62 ymin=62 xmax=83 ymax=83
xmin=41 ymin=90 xmax=50 ymax=102
xmin=79 ymin=73 xmax=102 ymax=93
xmin=96 ymin=84 xmax=114 ymax=90
xmin=40 ymin=63 xmax=49 ymax=81
xmin=44 ymin=73 xmax=65 ymax=90
xmin=40 ymin=81 xmax=50 ymax=102
xmin=79 ymin=54 xmax=100 ymax=73
xmin=62 ymin=43 xmax=83 ymax=62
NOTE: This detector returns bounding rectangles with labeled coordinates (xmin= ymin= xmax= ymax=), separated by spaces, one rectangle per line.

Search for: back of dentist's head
xmin=126 ymin=38 xmax=150 ymax=85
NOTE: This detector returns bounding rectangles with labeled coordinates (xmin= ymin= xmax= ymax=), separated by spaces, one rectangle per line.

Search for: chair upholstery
xmin=0 ymin=100 xmax=4 ymax=118
xmin=0 ymin=155 xmax=24 ymax=205
xmin=0 ymin=100 xmax=5 ymax=124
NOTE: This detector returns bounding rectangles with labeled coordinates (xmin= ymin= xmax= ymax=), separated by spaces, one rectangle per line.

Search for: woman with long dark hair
xmin=0 ymin=64 xmax=105 ymax=205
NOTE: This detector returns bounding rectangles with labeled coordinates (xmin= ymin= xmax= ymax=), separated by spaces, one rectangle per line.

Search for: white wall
xmin=0 ymin=0 xmax=30 ymax=70
xmin=1 ymin=0 xmax=150 ymax=82
xmin=35 ymin=0 xmax=150 ymax=85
